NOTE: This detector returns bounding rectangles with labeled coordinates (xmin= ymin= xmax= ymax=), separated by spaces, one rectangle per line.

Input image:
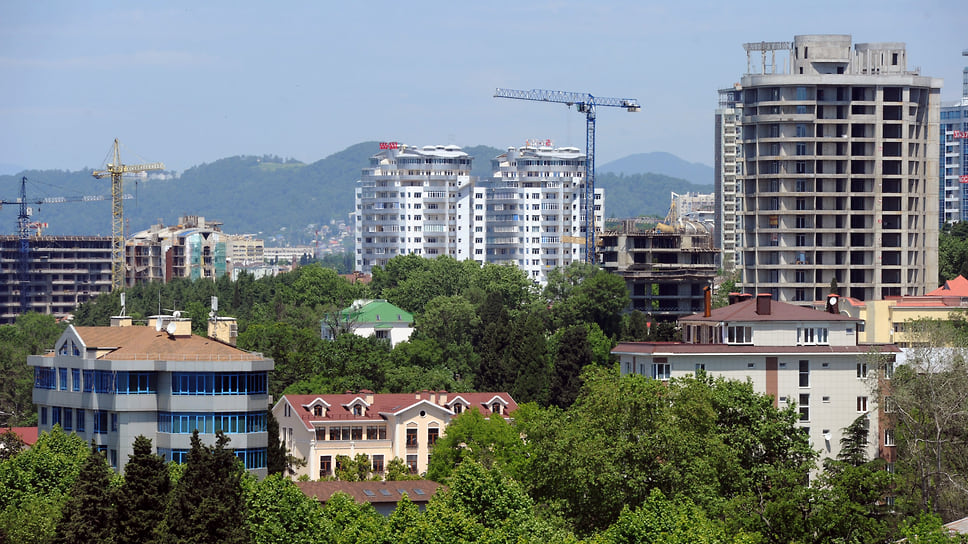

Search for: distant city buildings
xmin=939 ymin=50 xmax=968 ymax=225
xmin=353 ymin=142 xmax=602 ymax=284
xmin=722 ymin=35 xmax=941 ymax=302
xmin=0 ymin=235 xmax=113 ymax=324
xmin=125 ymin=216 xmax=228 ymax=286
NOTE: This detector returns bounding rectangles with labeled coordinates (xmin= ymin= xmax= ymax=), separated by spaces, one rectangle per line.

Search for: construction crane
xmin=92 ymin=138 xmax=164 ymax=290
xmin=494 ymin=88 xmax=640 ymax=262
xmin=0 ymin=176 xmax=127 ymax=315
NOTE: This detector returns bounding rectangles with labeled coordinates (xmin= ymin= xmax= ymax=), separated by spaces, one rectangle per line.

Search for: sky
xmin=0 ymin=0 xmax=965 ymax=175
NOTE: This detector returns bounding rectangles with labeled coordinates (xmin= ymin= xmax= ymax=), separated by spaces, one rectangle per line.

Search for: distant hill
xmin=0 ymin=144 xmax=704 ymax=244
xmin=599 ymin=152 xmax=714 ymax=186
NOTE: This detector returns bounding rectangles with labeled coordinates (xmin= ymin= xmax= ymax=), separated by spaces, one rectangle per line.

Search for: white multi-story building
xmin=613 ymin=293 xmax=899 ymax=463
xmin=723 ymin=35 xmax=941 ymax=302
xmin=354 ymin=144 xmax=473 ymax=271
xmin=354 ymin=143 xmax=602 ymax=284
xmin=715 ymin=86 xmax=743 ymax=272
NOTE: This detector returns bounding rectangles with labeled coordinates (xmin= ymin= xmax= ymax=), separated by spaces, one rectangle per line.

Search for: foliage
xmin=161 ymin=431 xmax=251 ymax=544
xmin=335 ymin=453 xmax=374 ymax=482
xmin=244 ymin=474 xmax=326 ymax=544
xmin=426 ymin=408 xmax=528 ymax=482
xmin=53 ymin=444 xmax=118 ymax=544
xmin=117 ymin=436 xmax=170 ymax=544
xmin=0 ymin=428 xmax=26 ymax=461
xmin=543 ymin=262 xmax=629 ymax=338
xmin=0 ymin=313 xmax=66 ymax=426
xmin=939 ymin=222 xmax=968 ymax=284
xmin=591 ymin=488 xmax=732 ymax=544
xmin=712 ymin=272 xmax=739 ymax=309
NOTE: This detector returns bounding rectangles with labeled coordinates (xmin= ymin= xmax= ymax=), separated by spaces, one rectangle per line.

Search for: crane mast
xmin=92 ymin=139 xmax=164 ymax=290
xmin=494 ymin=88 xmax=640 ymax=262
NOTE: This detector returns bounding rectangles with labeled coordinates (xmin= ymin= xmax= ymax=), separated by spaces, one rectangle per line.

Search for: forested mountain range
xmin=0 ymin=143 xmax=711 ymax=245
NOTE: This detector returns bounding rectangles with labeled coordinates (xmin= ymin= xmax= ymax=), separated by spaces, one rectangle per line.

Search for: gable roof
xmin=296 ymin=480 xmax=441 ymax=505
xmin=681 ymin=297 xmax=858 ymax=323
xmin=64 ymin=325 xmax=263 ymax=361
xmin=340 ymin=300 xmax=414 ymax=324
xmin=927 ymin=275 xmax=968 ymax=297
xmin=2 ymin=426 xmax=38 ymax=446
xmin=276 ymin=391 xmax=517 ymax=431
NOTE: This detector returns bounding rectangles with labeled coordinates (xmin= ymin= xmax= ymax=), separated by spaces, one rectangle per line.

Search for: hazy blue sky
xmin=1 ymin=1 xmax=964 ymax=174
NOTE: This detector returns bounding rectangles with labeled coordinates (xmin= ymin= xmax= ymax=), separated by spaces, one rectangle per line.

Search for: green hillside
xmin=0 ymin=143 xmax=704 ymax=244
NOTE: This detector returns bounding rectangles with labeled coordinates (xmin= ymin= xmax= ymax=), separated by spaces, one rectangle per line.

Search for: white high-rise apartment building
xmin=715 ymin=86 xmax=743 ymax=272
xmin=729 ymin=35 xmax=941 ymax=302
xmin=354 ymin=144 xmax=473 ymax=271
xmin=354 ymin=143 xmax=602 ymax=283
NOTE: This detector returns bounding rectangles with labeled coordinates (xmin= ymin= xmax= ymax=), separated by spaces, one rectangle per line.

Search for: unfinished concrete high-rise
xmin=729 ymin=35 xmax=941 ymax=302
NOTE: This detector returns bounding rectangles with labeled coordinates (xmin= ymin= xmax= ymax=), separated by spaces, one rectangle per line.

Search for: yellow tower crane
xmin=92 ymin=138 xmax=164 ymax=290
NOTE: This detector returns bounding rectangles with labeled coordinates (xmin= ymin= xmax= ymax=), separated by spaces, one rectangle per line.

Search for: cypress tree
xmin=53 ymin=442 xmax=117 ymax=544
xmin=266 ymin=409 xmax=287 ymax=476
xmin=118 ymin=436 xmax=170 ymax=544
xmin=161 ymin=431 xmax=250 ymax=544
xmin=549 ymin=325 xmax=592 ymax=409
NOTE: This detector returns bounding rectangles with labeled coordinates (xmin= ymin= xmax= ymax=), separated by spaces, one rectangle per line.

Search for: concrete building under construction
xmin=125 ymin=216 xmax=228 ymax=286
xmin=0 ymin=235 xmax=113 ymax=324
xmin=599 ymin=221 xmax=718 ymax=320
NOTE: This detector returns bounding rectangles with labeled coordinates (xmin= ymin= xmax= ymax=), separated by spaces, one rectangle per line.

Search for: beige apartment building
xmin=728 ymin=35 xmax=941 ymax=302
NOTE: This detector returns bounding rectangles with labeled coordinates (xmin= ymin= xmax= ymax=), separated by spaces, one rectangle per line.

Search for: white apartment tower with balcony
xmin=477 ymin=144 xmax=602 ymax=281
xmin=354 ymin=143 xmax=602 ymax=284
xmin=715 ymin=86 xmax=743 ymax=272
xmin=730 ymin=35 xmax=941 ymax=302
xmin=354 ymin=144 xmax=474 ymax=271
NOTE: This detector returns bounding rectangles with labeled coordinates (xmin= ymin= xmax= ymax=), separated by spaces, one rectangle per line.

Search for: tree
xmin=0 ymin=428 xmax=25 ymax=461
xmin=548 ymin=325 xmax=593 ymax=409
xmin=244 ymin=474 xmax=326 ymax=544
xmin=335 ymin=453 xmax=372 ymax=482
xmin=53 ymin=443 xmax=118 ymax=544
xmin=0 ymin=313 xmax=66 ymax=426
xmin=593 ymin=489 xmax=732 ymax=544
xmin=712 ymin=272 xmax=739 ymax=309
xmin=875 ymin=318 xmax=968 ymax=521
xmin=117 ymin=436 xmax=170 ymax=544
xmin=544 ymin=262 xmax=630 ymax=338
xmin=161 ymin=431 xmax=250 ymax=544
xmin=426 ymin=408 xmax=528 ymax=482
xmin=475 ymin=291 xmax=512 ymax=392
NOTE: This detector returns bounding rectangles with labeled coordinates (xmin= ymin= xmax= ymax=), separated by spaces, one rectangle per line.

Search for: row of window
xmin=318 ymin=453 xmax=426 ymax=477
xmin=157 ymin=447 xmax=267 ymax=469
xmin=42 ymin=406 xmax=114 ymax=434
xmin=35 ymin=368 xmax=268 ymax=396
xmin=633 ymin=359 xmax=890 ymax=385
xmin=157 ymin=412 xmax=267 ymax=434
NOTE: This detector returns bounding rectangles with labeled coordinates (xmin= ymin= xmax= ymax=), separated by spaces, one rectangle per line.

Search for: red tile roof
xmin=928 ymin=275 xmax=968 ymax=297
xmin=681 ymin=297 xmax=858 ymax=323
xmin=296 ymin=480 xmax=441 ymax=505
xmin=71 ymin=326 xmax=263 ymax=361
xmin=279 ymin=392 xmax=517 ymax=431
xmin=2 ymin=426 xmax=38 ymax=446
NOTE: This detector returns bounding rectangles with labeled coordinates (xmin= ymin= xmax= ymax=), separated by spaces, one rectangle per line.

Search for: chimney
xmin=738 ymin=293 xmax=754 ymax=303
xmin=438 ymin=390 xmax=448 ymax=404
xmin=703 ymin=286 xmax=712 ymax=317
xmin=110 ymin=316 xmax=132 ymax=327
xmin=728 ymin=292 xmax=740 ymax=305
xmin=755 ymin=293 xmax=772 ymax=315
xmin=207 ymin=317 xmax=238 ymax=346
xmin=429 ymin=390 xmax=437 ymax=404
xmin=826 ymin=293 xmax=840 ymax=314
xmin=360 ymin=389 xmax=375 ymax=404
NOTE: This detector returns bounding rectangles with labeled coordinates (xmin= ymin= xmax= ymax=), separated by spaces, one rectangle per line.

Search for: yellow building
xmin=273 ymin=391 xmax=517 ymax=480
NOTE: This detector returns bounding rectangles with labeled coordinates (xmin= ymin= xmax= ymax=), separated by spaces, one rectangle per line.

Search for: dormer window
xmin=453 ymin=403 xmax=464 ymax=414
xmin=353 ymin=404 xmax=363 ymax=416
xmin=313 ymin=405 xmax=323 ymax=417
xmin=491 ymin=402 xmax=502 ymax=415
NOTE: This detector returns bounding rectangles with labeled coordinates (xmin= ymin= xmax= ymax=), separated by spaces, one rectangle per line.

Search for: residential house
xmin=321 ymin=299 xmax=414 ymax=347
xmin=273 ymin=390 xmax=517 ymax=480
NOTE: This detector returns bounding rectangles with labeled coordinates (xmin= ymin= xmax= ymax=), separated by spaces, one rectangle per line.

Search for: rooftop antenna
xmin=119 ymin=292 xmax=126 ymax=317
xmin=209 ymin=296 xmax=218 ymax=321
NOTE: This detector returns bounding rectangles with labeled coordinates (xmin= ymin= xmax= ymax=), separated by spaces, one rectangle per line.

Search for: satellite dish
xmin=155 ymin=319 xmax=163 ymax=332
xmin=172 ymin=310 xmax=181 ymax=319
xmin=166 ymin=322 xmax=177 ymax=335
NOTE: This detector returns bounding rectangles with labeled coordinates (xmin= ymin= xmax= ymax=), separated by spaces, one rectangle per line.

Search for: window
xmin=34 ymin=367 xmax=56 ymax=390
xmin=452 ymin=403 xmax=464 ymax=414
xmin=110 ymin=449 xmax=118 ymax=469
xmin=406 ymin=455 xmax=418 ymax=474
xmin=406 ymin=428 xmax=418 ymax=448
xmin=372 ymin=454 xmax=384 ymax=473
xmin=352 ymin=404 xmax=363 ymax=416
xmin=59 ymin=368 xmax=68 ymax=390
xmin=320 ymin=455 xmax=332 ymax=478
xmin=651 ymin=363 xmax=671 ymax=380
xmin=857 ymin=396 xmax=868 ymax=412
xmin=94 ymin=411 xmax=108 ymax=434
xmin=857 ymin=362 xmax=868 ymax=378
xmin=52 ymin=407 xmax=61 ymax=427
xmin=313 ymin=405 xmax=323 ymax=416
xmin=72 ymin=369 xmax=80 ymax=391
xmin=727 ymin=326 xmax=752 ymax=344
xmin=799 ymin=360 xmax=810 ymax=387
xmin=111 ymin=413 xmax=119 ymax=432
xmin=491 ymin=402 xmax=502 ymax=415
xmin=76 ymin=410 xmax=85 ymax=432
xmin=884 ymin=396 xmax=895 ymax=413
xmin=695 ymin=363 xmax=706 ymax=373
xmin=799 ymin=394 xmax=810 ymax=421
xmin=40 ymin=407 xmax=47 ymax=426
xmin=427 ymin=427 xmax=440 ymax=446
xmin=63 ymin=408 xmax=73 ymax=431
xmin=885 ymin=429 xmax=895 ymax=446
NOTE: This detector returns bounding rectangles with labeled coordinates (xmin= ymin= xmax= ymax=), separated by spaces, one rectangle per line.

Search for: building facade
xmin=353 ymin=143 xmax=602 ymax=284
xmin=728 ymin=35 xmax=941 ymax=302
xmin=939 ymin=51 xmax=968 ymax=224
xmin=28 ymin=316 xmax=274 ymax=476
xmin=125 ymin=216 xmax=228 ymax=286
xmin=273 ymin=391 xmax=517 ymax=480
xmin=321 ymin=299 xmax=414 ymax=347
xmin=715 ymin=86 xmax=743 ymax=271
xmin=354 ymin=144 xmax=474 ymax=272
xmin=613 ymin=293 xmax=899 ymax=462
xmin=0 ymin=235 xmax=113 ymax=324
xmin=599 ymin=222 xmax=718 ymax=320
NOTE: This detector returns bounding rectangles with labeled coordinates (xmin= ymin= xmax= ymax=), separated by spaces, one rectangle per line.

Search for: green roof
xmin=341 ymin=300 xmax=413 ymax=325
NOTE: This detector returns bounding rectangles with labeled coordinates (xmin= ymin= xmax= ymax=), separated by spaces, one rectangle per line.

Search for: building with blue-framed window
xmin=28 ymin=315 xmax=274 ymax=477
xmin=939 ymin=52 xmax=968 ymax=225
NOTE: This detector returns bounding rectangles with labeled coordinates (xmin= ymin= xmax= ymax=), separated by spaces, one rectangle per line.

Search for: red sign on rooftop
xmin=954 ymin=130 xmax=968 ymax=139
xmin=379 ymin=142 xmax=399 ymax=150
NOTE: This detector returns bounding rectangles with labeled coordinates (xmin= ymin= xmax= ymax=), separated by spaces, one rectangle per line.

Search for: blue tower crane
xmin=494 ymin=88 xmax=640 ymax=262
